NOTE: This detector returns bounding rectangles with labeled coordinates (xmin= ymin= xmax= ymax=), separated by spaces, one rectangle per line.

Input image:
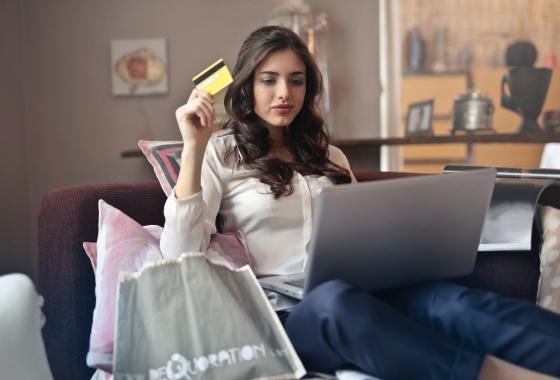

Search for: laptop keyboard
xmin=285 ymin=278 xmax=305 ymax=288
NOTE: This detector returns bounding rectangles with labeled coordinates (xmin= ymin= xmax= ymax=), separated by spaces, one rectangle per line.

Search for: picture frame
xmin=110 ymin=38 xmax=168 ymax=96
xmin=406 ymin=99 xmax=434 ymax=136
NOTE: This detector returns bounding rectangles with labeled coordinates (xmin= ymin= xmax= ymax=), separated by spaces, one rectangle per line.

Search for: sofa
xmin=37 ymin=171 xmax=542 ymax=380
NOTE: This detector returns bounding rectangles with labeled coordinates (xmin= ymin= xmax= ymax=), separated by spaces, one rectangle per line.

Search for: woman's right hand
xmin=175 ymin=88 xmax=216 ymax=147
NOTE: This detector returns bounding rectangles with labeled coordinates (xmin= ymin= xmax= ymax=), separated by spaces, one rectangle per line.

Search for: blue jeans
xmin=285 ymin=280 xmax=560 ymax=380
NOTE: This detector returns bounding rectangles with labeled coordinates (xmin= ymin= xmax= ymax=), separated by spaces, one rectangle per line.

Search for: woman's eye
xmin=261 ymin=78 xmax=276 ymax=85
xmin=291 ymin=79 xmax=305 ymax=86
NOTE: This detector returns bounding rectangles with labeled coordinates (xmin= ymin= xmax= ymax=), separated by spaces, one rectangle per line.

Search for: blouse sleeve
xmin=159 ymin=140 xmax=223 ymax=258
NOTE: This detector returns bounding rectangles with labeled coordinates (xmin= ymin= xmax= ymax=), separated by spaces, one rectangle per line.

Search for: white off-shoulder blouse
xmin=160 ymin=131 xmax=355 ymax=276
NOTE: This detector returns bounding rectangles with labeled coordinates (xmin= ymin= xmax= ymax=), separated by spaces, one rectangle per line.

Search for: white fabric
xmin=540 ymin=143 xmax=560 ymax=169
xmin=0 ymin=273 xmax=53 ymax=380
xmin=90 ymin=369 xmax=112 ymax=379
xmin=336 ymin=369 xmax=382 ymax=379
xmin=160 ymin=131 xmax=355 ymax=276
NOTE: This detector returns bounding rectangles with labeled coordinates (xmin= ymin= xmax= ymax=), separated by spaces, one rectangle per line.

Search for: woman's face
xmin=252 ymin=49 xmax=306 ymax=129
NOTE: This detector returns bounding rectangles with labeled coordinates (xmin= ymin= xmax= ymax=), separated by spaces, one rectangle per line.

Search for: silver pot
xmin=452 ymin=91 xmax=494 ymax=133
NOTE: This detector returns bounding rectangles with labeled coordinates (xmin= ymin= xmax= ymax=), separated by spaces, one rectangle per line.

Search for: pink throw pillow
xmin=83 ymin=241 xmax=97 ymax=270
xmin=207 ymin=230 xmax=254 ymax=270
xmin=138 ymin=140 xmax=183 ymax=196
xmin=83 ymin=201 xmax=253 ymax=373
xmin=86 ymin=200 xmax=163 ymax=372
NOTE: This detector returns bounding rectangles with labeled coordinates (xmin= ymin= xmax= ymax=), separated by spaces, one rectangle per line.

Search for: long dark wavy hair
xmin=223 ymin=25 xmax=352 ymax=198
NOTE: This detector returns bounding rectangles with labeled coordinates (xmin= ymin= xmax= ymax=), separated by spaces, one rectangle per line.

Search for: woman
xmin=161 ymin=26 xmax=560 ymax=380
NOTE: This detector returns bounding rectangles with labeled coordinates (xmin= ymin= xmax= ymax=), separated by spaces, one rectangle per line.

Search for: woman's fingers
xmin=195 ymin=88 xmax=214 ymax=104
xmin=188 ymin=88 xmax=214 ymax=105
xmin=176 ymin=100 xmax=213 ymax=127
xmin=175 ymin=88 xmax=216 ymax=132
xmin=187 ymin=88 xmax=198 ymax=102
xmin=194 ymin=108 xmax=207 ymax=127
xmin=192 ymin=99 xmax=214 ymax=127
xmin=175 ymin=104 xmax=188 ymax=123
xmin=188 ymin=89 xmax=215 ymax=122
xmin=197 ymin=98 xmax=215 ymax=123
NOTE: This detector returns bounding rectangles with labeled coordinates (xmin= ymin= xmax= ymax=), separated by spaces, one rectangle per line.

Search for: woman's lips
xmin=272 ymin=105 xmax=294 ymax=115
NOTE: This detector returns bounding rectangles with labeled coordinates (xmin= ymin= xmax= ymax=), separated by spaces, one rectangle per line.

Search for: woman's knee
xmin=385 ymin=280 xmax=469 ymax=323
xmin=290 ymin=279 xmax=357 ymax=322
xmin=286 ymin=279 xmax=356 ymax=339
xmin=285 ymin=280 xmax=365 ymax=372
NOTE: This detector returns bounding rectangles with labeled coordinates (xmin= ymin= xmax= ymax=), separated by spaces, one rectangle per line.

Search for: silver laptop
xmin=259 ymin=168 xmax=496 ymax=300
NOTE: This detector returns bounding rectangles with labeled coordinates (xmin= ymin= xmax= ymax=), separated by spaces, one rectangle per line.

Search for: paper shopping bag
xmin=113 ymin=252 xmax=305 ymax=380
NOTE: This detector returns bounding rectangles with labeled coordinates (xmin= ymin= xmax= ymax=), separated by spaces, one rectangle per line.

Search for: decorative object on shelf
xmin=452 ymin=90 xmax=495 ymax=134
xmin=406 ymin=100 xmax=434 ymax=136
xmin=544 ymin=53 xmax=557 ymax=69
xmin=543 ymin=110 xmax=560 ymax=133
xmin=488 ymin=43 xmax=506 ymax=68
xmin=110 ymin=39 xmax=168 ymax=96
xmin=400 ymin=0 xmax=560 ymax=71
xmin=501 ymin=41 xmax=552 ymax=133
xmin=501 ymin=67 xmax=552 ymax=133
xmin=505 ymin=40 xmax=538 ymax=67
xmin=456 ymin=43 xmax=474 ymax=71
xmin=266 ymin=0 xmax=333 ymax=128
xmin=404 ymin=27 xmax=426 ymax=73
xmin=431 ymin=26 xmax=450 ymax=73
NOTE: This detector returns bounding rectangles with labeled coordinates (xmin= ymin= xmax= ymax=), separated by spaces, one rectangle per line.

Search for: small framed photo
xmin=406 ymin=100 xmax=434 ymax=136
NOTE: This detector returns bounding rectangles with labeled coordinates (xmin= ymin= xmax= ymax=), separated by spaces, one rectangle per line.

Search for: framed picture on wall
xmin=406 ymin=100 xmax=434 ymax=136
xmin=110 ymin=38 xmax=168 ymax=96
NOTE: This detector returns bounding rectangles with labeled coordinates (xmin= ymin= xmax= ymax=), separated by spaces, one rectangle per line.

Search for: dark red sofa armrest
xmin=37 ymin=181 xmax=166 ymax=380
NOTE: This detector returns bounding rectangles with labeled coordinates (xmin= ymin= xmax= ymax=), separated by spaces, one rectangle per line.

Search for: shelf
xmin=401 ymin=113 xmax=452 ymax=122
xmin=335 ymin=132 xmax=560 ymax=147
xmin=122 ymin=133 xmax=560 ymax=158
xmin=402 ymin=70 xmax=470 ymax=77
xmin=121 ymin=132 xmax=560 ymax=170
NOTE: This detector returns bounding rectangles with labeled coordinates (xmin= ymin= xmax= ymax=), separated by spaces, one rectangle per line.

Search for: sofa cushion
xmin=538 ymin=205 xmax=560 ymax=313
xmin=138 ymin=140 xmax=182 ymax=196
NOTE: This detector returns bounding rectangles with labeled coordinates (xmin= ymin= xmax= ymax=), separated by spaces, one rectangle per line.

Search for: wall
xmin=1 ymin=0 xmax=380 ymax=280
xmin=0 ymin=0 xmax=30 ymax=276
xmin=309 ymin=0 xmax=380 ymax=139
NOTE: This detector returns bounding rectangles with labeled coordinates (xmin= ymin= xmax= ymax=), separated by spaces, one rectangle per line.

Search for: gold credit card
xmin=192 ymin=58 xmax=233 ymax=95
